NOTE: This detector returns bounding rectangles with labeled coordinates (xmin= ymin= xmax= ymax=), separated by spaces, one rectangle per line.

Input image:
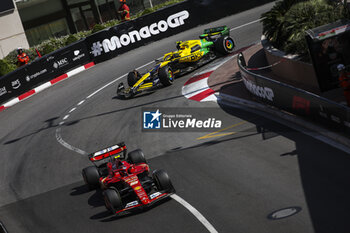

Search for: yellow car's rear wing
xmin=199 ymin=26 xmax=230 ymax=39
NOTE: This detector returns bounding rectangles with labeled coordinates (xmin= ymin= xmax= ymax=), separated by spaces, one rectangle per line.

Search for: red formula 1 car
xmin=81 ymin=142 xmax=175 ymax=215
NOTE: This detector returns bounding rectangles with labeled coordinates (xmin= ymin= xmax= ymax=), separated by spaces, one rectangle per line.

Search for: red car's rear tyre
xmin=82 ymin=166 xmax=100 ymax=190
xmin=128 ymin=149 xmax=147 ymax=164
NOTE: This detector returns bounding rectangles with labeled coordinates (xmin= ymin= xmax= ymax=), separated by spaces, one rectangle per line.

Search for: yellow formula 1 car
xmin=117 ymin=26 xmax=235 ymax=99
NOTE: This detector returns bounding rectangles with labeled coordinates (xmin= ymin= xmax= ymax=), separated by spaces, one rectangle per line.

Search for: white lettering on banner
xmin=53 ymin=58 xmax=69 ymax=69
xmin=26 ymin=69 xmax=48 ymax=82
xmin=58 ymin=58 xmax=68 ymax=66
xmin=243 ymin=78 xmax=274 ymax=101
xmin=0 ymin=86 xmax=7 ymax=96
xmin=120 ymin=34 xmax=130 ymax=46
xmin=319 ymin=111 xmax=328 ymax=118
xmin=167 ymin=11 xmax=189 ymax=27
xmin=331 ymin=115 xmax=340 ymax=123
xmin=12 ymin=79 xmax=21 ymax=89
xmin=93 ymin=10 xmax=189 ymax=56
xmin=128 ymin=30 xmax=141 ymax=43
xmin=140 ymin=26 xmax=151 ymax=38
xmin=73 ymin=49 xmax=86 ymax=61
xmin=158 ymin=20 xmax=168 ymax=32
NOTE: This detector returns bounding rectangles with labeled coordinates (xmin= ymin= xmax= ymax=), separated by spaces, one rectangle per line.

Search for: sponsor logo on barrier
xmin=0 ymin=86 xmax=7 ymax=96
xmin=26 ymin=69 xmax=48 ymax=82
xmin=46 ymin=56 xmax=54 ymax=62
xmin=319 ymin=111 xmax=328 ymax=118
xmin=319 ymin=105 xmax=328 ymax=118
xmin=243 ymin=78 xmax=274 ymax=101
xmin=292 ymin=96 xmax=310 ymax=115
xmin=331 ymin=115 xmax=340 ymax=124
xmin=53 ymin=58 xmax=69 ymax=69
xmin=91 ymin=10 xmax=190 ymax=57
xmin=72 ymin=50 xmax=85 ymax=61
xmin=11 ymin=79 xmax=21 ymax=89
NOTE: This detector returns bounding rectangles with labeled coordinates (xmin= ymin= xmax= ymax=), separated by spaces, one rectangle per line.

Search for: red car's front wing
xmin=115 ymin=191 xmax=173 ymax=215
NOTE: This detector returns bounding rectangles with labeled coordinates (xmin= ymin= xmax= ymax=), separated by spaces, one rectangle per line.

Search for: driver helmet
xmin=111 ymin=156 xmax=122 ymax=169
xmin=176 ymin=41 xmax=183 ymax=50
xmin=119 ymin=0 xmax=126 ymax=3
xmin=17 ymin=47 xmax=23 ymax=55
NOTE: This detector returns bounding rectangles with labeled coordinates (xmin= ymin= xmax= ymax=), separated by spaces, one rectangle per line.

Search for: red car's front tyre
xmin=104 ymin=188 xmax=123 ymax=213
xmin=153 ymin=169 xmax=175 ymax=193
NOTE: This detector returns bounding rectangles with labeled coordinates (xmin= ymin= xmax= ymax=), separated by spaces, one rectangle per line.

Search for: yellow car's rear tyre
xmin=159 ymin=66 xmax=174 ymax=87
xmin=215 ymin=36 xmax=235 ymax=55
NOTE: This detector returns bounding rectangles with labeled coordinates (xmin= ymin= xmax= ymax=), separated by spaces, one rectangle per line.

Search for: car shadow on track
xmin=71 ymin=183 xmax=172 ymax=222
xmin=112 ymin=91 xmax=155 ymax=100
xmin=3 ymin=117 xmax=60 ymax=145
xmin=71 ymin=185 xmax=105 ymax=208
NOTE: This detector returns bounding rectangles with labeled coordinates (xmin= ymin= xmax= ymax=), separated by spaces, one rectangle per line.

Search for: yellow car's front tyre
xmin=127 ymin=70 xmax=141 ymax=87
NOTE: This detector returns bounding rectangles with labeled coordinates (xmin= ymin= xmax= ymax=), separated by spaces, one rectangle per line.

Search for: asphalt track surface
xmin=1 ymin=3 xmax=350 ymax=233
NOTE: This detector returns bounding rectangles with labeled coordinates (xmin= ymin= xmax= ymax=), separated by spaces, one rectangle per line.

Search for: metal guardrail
xmin=237 ymin=52 xmax=350 ymax=136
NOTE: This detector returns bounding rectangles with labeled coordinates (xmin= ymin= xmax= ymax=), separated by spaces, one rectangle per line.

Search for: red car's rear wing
xmin=89 ymin=142 xmax=127 ymax=162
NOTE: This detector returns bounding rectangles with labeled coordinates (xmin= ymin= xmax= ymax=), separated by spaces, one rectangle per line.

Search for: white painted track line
xmin=171 ymin=194 xmax=218 ymax=233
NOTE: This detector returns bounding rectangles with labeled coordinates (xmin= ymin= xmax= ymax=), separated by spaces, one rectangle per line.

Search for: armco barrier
xmin=0 ymin=0 xmax=275 ymax=105
xmin=238 ymin=52 xmax=350 ymax=135
xmin=86 ymin=1 xmax=194 ymax=63
xmin=86 ymin=0 xmax=275 ymax=63
xmin=0 ymin=40 xmax=90 ymax=104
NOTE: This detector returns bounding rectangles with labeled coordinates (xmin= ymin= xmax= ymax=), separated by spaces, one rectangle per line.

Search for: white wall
xmin=0 ymin=0 xmax=29 ymax=59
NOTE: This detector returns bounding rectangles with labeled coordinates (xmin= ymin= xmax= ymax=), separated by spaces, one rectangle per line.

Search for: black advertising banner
xmin=0 ymin=0 xmax=277 ymax=104
xmin=44 ymin=39 xmax=90 ymax=78
xmin=0 ymin=67 xmax=27 ymax=103
xmin=0 ymin=40 xmax=90 ymax=104
xmin=238 ymin=53 xmax=350 ymax=135
xmin=0 ymin=0 xmax=15 ymax=14
xmin=86 ymin=1 xmax=194 ymax=63
xmin=86 ymin=0 xmax=276 ymax=63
